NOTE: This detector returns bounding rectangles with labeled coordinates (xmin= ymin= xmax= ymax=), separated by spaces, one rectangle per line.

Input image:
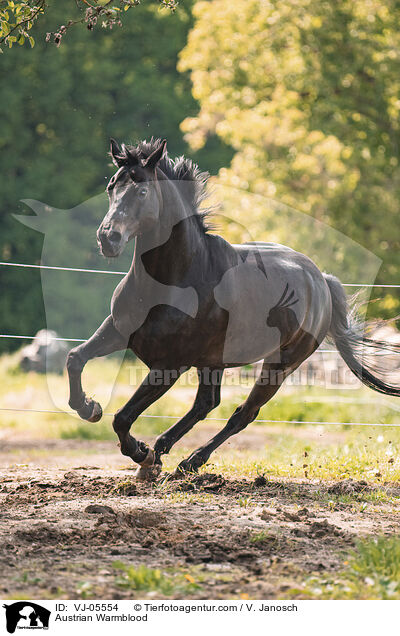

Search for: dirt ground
xmin=1 ymin=431 xmax=400 ymax=600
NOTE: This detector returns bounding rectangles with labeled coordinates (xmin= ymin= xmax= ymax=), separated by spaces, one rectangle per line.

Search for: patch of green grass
xmin=238 ymin=495 xmax=254 ymax=507
xmin=253 ymin=392 xmax=399 ymax=428
xmin=76 ymin=581 xmax=94 ymax=599
xmin=151 ymin=478 xmax=214 ymax=504
xmin=208 ymin=424 xmax=400 ymax=483
xmin=113 ymin=480 xmax=138 ymax=496
xmin=250 ymin=530 xmax=271 ymax=543
xmin=351 ymin=535 xmax=400 ymax=582
xmin=61 ymin=421 xmax=116 ymax=441
xmin=21 ymin=571 xmax=42 ymax=586
xmin=3 ymin=594 xmax=39 ymax=601
xmin=112 ymin=562 xmax=201 ymax=596
xmin=162 ymin=491 xmax=214 ymax=504
xmin=286 ymin=535 xmax=400 ymax=599
xmin=308 ymin=488 xmax=396 ymax=511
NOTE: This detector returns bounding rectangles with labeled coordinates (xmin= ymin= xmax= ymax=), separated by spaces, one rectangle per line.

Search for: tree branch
xmin=0 ymin=0 xmax=46 ymax=46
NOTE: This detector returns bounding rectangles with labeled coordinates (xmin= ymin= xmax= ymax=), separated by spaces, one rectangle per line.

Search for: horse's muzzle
xmin=97 ymin=229 xmax=122 ymax=257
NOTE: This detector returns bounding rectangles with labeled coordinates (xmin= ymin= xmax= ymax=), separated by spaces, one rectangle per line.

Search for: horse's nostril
xmin=108 ymin=230 xmax=122 ymax=243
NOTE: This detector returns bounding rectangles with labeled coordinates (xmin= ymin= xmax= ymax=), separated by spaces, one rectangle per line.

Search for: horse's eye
xmin=138 ymin=187 xmax=148 ymax=198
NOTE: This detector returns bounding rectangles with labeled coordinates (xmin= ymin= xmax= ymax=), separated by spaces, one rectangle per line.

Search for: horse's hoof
xmin=77 ymin=398 xmax=102 ymax=422
xmin=174 ymin=460 xmax=198 ymax=477
xmin=135 ymin=463 xmax=162 ymax=482
xmin=134 ymin=448 xmax=161 ymax=482
xmin=140 ymin=447 xmax=155 ymax=467
xmin=88 ymin=400 xmax=103 ymax=422
xmin=171 ymin=468 xmax=186 ymax=479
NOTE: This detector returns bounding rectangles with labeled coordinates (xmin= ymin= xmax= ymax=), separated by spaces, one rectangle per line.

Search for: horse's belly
xmin=130 ymin=303 xmax=228 ymax=368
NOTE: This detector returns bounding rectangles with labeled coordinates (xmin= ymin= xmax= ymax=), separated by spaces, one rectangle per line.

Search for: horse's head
xmin=97 ymin=138 xmax=167 ymax=257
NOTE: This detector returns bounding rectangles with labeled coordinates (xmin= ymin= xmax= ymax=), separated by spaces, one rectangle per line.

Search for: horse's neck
xmin=128 ymin=179 xmax=204 ymax=284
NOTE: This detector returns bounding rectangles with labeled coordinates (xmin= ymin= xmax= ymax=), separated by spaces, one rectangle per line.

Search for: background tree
xmin=180 ymin=0 xmax=400 ymax=318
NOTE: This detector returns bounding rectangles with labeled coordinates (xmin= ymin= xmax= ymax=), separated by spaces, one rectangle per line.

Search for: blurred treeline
xmin=0 ymin=0 xmax=399 ymax=353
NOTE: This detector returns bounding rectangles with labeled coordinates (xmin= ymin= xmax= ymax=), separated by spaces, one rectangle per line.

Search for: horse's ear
xmin=110 ymin=138 xmax=123 ymax=166
xmin=143 ymin=139 xmax=167 ymax=171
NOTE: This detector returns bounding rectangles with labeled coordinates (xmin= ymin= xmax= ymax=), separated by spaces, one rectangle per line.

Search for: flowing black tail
xmin=324 ymin=274 xmax=400 ymax=396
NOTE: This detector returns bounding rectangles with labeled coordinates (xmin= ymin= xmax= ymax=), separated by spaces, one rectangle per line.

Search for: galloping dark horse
xmin=67 ymin=138 xmax=400 ymax=479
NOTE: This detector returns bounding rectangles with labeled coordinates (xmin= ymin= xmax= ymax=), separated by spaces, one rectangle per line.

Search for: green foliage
xmin=0 ymin=1 xmax=44 ymax=50
xmin=181 ymin=0 xmax=400 ymax=317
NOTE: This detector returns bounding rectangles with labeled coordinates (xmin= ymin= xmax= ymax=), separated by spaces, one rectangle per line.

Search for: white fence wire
xmin=1 ymin=259 xmax=400 ymax=286
xmin=0 ymin=406 xmax=397 ymax=428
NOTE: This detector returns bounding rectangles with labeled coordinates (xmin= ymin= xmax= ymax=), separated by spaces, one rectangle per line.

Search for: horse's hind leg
xmin=67 ymin=315 xmax=127 ymax=422
xmin=152 ymin=368 xmax=223 ymax=468
xmin=176 ymin=363 xmax=289 ymax=474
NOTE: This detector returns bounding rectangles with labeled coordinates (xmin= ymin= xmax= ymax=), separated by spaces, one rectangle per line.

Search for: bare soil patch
xmin=1 ymin=439 xmax=400 ymax=599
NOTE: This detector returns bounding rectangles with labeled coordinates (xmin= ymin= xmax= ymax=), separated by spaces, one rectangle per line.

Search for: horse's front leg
xmin=113 ymin=368 xmax=184 ymax=473
xmin=153 ymin=367 xmax=223 ymax=466
xmin=67 ymin=315 xmax=127 ymax=421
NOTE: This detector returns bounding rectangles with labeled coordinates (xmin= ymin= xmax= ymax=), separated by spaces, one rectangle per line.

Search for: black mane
xmin=111 ymin=138 xmax=212 ymax=231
